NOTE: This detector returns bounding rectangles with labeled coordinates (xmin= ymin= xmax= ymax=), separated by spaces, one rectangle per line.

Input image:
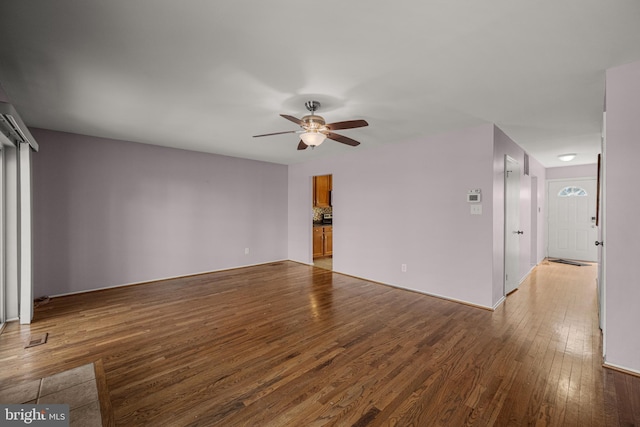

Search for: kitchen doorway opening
xmin=312 ymin=174 xmax=333 ymax=271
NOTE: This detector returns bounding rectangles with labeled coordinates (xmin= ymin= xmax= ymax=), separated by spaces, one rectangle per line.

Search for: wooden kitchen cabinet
xmin=313 ymin=227 xmax=324 ymax=258
xmin=313 ymin=175 xmax=332 ymax=207
xmin=323 ymin=226 xmax=332 ymax=256
xmin=313 ymin=225 xmax=332 ymax=258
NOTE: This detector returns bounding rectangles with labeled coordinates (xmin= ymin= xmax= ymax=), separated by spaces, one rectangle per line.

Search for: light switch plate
xmin=471 ymin=204 xmax=482 ymax=215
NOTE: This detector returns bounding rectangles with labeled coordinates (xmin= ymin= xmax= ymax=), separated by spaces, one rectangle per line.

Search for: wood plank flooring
xmin=1 ymin=260 xmax=639 ymax=426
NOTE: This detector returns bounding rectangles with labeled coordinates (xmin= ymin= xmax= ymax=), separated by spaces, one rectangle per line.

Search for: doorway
xmin=312 ymin=174 xmax=333 ymax=271
xmin=504 ymin=156 xmax=521 ymax=295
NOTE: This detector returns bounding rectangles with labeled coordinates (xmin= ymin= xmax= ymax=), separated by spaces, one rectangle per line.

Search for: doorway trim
xmin=530 ymin=176 xmax=538 ymax=268
xmin=504 ymin=155 xmax=521 ymax=296
xmin=311 ymin=173 xmax=333 ymax=271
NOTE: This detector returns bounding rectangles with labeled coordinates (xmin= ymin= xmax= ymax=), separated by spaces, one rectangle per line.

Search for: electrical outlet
xmin=245 ymin=248 xmax=249 ymax=255
xmin=401 ymin=264 xmax=407 ymax=272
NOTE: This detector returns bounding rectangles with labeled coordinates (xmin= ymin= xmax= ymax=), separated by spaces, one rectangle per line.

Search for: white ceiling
xmin=1 ymin=1 xmax=639 ymax=167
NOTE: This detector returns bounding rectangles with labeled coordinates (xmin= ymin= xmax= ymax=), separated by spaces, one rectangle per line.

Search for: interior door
xmin=547 ymin=178 xmax=598 ymax=262
xmin=504 ymin=156 xmax=521 ymax=294
xmin=598 ymin=114 xmax=606 ymax=337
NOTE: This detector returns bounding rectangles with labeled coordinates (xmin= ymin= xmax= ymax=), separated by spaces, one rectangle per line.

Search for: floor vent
xmin=25 ymin=333 xmax=48 ymax=348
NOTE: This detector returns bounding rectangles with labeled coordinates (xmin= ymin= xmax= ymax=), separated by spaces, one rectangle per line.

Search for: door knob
xmin=514 ymin=230 xmax=524 ymax=235
xmin=595 ymin=241 xmax=604 ymax=246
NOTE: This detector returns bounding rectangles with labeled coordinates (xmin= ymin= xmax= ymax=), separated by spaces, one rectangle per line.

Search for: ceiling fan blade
xmin=253 ymin=130 xmax=298 ymax=138
xmin=297 ymin=140 xmax=308 ymax=150
xmin=280 ymin=114 xmax=303 ymax=126
xmin=325 ymin=119 xmax=369 ymax=131
xmin=326 ymin=132 xmax=361 ymax=147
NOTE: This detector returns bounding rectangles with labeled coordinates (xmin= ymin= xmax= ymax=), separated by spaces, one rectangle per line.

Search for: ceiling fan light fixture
xmin=558 ymin=153 xmax=577 ymax=162
xmin=300 ymin=131 xmax=326 ymax=147
xmin=254 ymin=100 xmax=368 ymax=150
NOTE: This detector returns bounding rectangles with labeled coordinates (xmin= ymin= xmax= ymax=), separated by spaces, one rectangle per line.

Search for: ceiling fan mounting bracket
xmin=305 ymin=100 xmax=321 ymax=113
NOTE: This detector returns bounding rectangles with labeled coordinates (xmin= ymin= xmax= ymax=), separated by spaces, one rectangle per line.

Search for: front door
xmin=547 ymin=178 xmax=598 ymax=262
xmin=504 ymin=156 xmax=521 ymax=294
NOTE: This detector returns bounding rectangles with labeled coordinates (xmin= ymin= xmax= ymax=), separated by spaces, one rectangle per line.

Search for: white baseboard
xmin=46 ymin=259 xmax=495 ymax=312
xmin=603 ymin=360 xmax=640 ymax=378
xmin=518 ymin=265 xmax=537 ymax=285
xmin=492 ymin=296 xmax=506 ymax=310
xmin=48 ymin=259 xmax=289 ymax=298
xmin=327 ymin=269 xmax=494 ymax=311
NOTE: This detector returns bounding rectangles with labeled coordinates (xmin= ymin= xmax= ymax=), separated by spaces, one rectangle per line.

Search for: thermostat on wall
xmin=467 ymin=189 xmax=482 ymax=203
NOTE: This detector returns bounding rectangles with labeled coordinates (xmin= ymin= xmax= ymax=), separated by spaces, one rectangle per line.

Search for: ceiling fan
xmin=253 ymin=101 xmax=368 ymax=150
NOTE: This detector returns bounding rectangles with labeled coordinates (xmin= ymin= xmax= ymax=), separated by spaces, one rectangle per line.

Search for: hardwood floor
xmin=1 ymin=260 xmax=639 ymax=426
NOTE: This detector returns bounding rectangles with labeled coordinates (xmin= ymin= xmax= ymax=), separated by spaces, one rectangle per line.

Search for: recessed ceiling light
xmin=558 ymin=153 xmax=576 ymax=162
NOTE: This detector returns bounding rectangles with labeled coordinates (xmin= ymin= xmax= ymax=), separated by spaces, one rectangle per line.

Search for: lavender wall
xmin=492 ymin=127 xmax=546 ymax=306
xmin=546 ymin=163 xmax=597 ymax=180
xmin=29 ymin=122 xmax=548 ymax=312
xmin=289 ymin=124 xmax=496 ymax=308
xmin=604 ymin=60 xmax=640 ymax=373
xmin=32 ymin=129 xmax=288 ymax=297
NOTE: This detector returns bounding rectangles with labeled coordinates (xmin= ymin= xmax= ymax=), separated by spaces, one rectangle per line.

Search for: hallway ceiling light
xmin=558 ymin=153 xmax=577 ymax=162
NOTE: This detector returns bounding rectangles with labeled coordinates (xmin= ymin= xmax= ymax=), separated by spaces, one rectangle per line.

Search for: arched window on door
xmin=558 ymin=186 xmax=588 ymax=197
